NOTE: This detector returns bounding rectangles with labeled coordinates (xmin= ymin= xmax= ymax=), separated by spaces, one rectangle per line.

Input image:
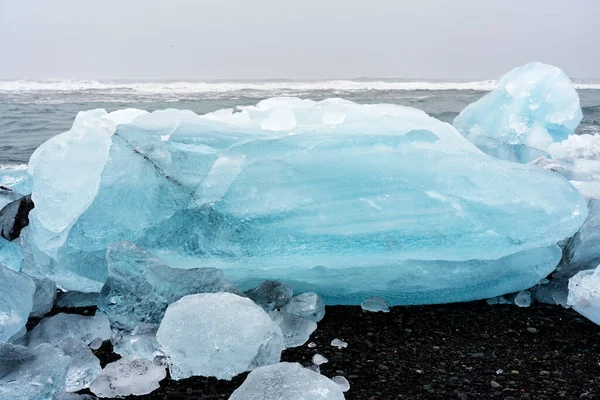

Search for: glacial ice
xmin=0 ymin=237 xmax=22 ymax=271
xmin=269 ymin=310 xmax=317 ymax=348
xmin=0 ymin=342 xmax=70 ymax=399
xmin=98 ymin=241 xmax=236 ymax=329
xmin=0 ymin=164 xmax=32 ymax=195
xmin=514 ymin=290 xmax=532 ymax=307
xmin=112 ymin=324 xmax=161 ymax=361
xmin=567 ymin=265 xmax=600 ymax=325
xmin=229 ymin=362 xmax=345 ymax=400
xmin=30 ymin=277 xmax=57 ymax=318
xmin=245 ymin=280 xmax=293 ymax=312
xmin=56 ymin=336 xmax=102 ymax=392
xmin=20 ymin=313 xmax=111 ymax=347
xmin=89 ymin=357 xmax=166 ymax=398
xmin=454 ymin=62 xmax=583 ymax=163
xmin=0 ymin=263 xmax=35 ymax=342
xmin=283 ymin=292 xmax=326 ymax=322
xmin=312 ymin=354 xmax=328 ymax=366
xmin=55 ymin=291 xmax=99 ymax=308
xmin=360 ymin=296 xmax=390 ymax=313
xmin=331 ymin=339 xmax=348 ymax=349
xmin=21 ymin=98 xmax=587 ymax=304
xmin=156 ymin=292 xmax=284 ymax=380
xmin=331 ymin=376 xmax=351 ymax=392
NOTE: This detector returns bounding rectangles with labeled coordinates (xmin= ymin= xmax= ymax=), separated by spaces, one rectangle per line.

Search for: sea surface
xmin=1 ymin=79 xmax=599 ymax=165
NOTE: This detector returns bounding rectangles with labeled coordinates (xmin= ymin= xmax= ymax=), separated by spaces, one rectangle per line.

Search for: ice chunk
xmin=454 ymin=62 xmax=582 ymax=162
xmin=514 ymin=290 xmax=532 ymax=307
xmin=89 ymin=357 xmax=166 ymax=398
xmin=112 ymin=324 xmax=161 ymax=361
xmin=0 ymin=264 xmax=35 ymax=342
xmin=0 ymin=164 xmax=32 ymax=195
xmin=0 ymin=342 xmax=70 ymax=399
xmin=156 ymin=292 xmax=284 ymax=380
xmin=312 ymin=354 xmax=328 ymax=366
xmin=360 ymin=296 xmax=390 ymax=313
xmin=283 ymin=292 xmax=326 ymax=322
xmin=0 ymin=237 xmax=22 ymax=272
xmin=22 ymin=99 xmax=587 ymax=303
xmin=20 ymin=313 xmax=111 ymax=347
xmin=331 ymin=376 xmax=350 ymax=392
xmin=30 ymin=277 xmax=57 ymax=317
xmin=0 ymin=189 xmax=22 ymax=216
xmin=567 ymin=265 xmax=600 ymax=325
xmin=229 ymin=362 xmax=345 ymax=400
xmin=270 ymin=310 xmax=317 ymax=348
xmin=245 ymin=280 xmax=293 ymax=312
xmin=99 ymin=241 xmax=235 ymax=329
xmin=57 ymin=336 xmax=102 ymax=392
xmin=55 ymin=291 xmax=99 ymax=308
xmin=331 ymin=339 xmax=347 ymax=349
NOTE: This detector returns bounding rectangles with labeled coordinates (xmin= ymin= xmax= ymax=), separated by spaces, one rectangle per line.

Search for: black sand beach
xmin=32 ymin=302 xmax=600 ymax=400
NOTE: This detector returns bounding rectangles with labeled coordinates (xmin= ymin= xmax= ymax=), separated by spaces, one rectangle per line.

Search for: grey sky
xmin=1 ymin=0 xmax=598 ymax=80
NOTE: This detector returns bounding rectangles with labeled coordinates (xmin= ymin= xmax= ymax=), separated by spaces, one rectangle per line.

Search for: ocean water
xmin=1 ymin=79 xmax=599 ymax=165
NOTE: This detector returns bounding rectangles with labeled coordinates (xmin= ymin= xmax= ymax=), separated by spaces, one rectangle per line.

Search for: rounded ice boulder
xmin=229 ymin=362 xmax=345 ymax=400
xmin=156 ymin=292 xmax=284 ymax=380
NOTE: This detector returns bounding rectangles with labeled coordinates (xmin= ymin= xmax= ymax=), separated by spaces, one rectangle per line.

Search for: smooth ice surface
xmin=0 ymin=342 xmax=70 ymax=399
xmin=283 ymin=292 xmax=326 ymax=322
xmin=99 ymin=241 xmax=235 ymax=329
xmin=360 ymin=296 xmax=390 ymax=312
xmin=0 ymin=237 xmax=22 ymax=271
xmin=22 ymin=99 xmax=587 ymax=303
xmin=312 ymin=354 xmax=328 ymax=366
xmin=0 ymin=263 xmax=35 ymax=342
xmin=454 ymin=62 xmax=583 ymax=162
xmin=20 ymin=313 xmax=111 ymax=347
xmin=270 ymin=310 xmax=317 ymax=348
xmin=156 ymin=293 xmax=284 ymax=380
xmin=30 ymin=277 xmax=57 ymax=317
xmin=112 ymin=325 xmax=161 ymax=361
xmin=89 ymin=357 xmax=166 ymax=398
xmin=57 ymin=336 xmax=102 ymax=392
xmin=331 ymin=376 xmax=350 ymax=392
xmin=245 ymin=280 xmax=293 ymax=312
xmin=567 ymin=265 xmax=600 ymax=325
xmin=229 ymin=362 xmax=345 ymax=400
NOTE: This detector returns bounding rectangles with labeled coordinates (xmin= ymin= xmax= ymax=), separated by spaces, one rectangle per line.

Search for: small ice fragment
xmin=361 ymin=296 xmax=390 ymax=313
xmin=229 ymin=362 xmax=345 ymax=400
xmin=283 ymin=292 xmax=325 ymax=322
xmin=331 ymin=338 xmax=348 ymax=349
xmin=312 ymin=354 xmax=328 ymax=366
xmin=89 ymin=357 xmax=166 ymax=397
xmin=270 ymin=310 xmax=317 ymax=348
xmin=89 ymin=337 xmax=103 ymax=350
xmin=112 ymin=324 xmax=161 ymax=361
xmin=514 ymin=290 xmax=532 ymax=307
xmin=496 ymin=369 xmax=504 ymax=375
xmin=245 ymin=280 xmax=293 ymax=312
xmin=30 ymin=277 xmax=57 ymax=318
xmin=331 ymin=375 xmax=351 ymax=392
xmin=307 ymin=342 xmax=317 ymax=348
xmin=57 ymin=336 xmax=102 ymax=392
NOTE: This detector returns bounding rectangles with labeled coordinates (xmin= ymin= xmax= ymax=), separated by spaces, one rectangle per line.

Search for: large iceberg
xmin=21 ymin=98 xmax=587 ymax=303
xmin=453 ymin=62 xmax=583 ymax=163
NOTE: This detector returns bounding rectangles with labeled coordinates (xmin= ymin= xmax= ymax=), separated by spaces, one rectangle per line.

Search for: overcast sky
xmin=1 ymin=0 xmax=598 ymax=80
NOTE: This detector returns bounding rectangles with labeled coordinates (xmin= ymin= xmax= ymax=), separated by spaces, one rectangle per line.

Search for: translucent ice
xmin=0 ymin=263 xmax=35 ymax=342
xmin=112 ymin=324 xmax=161 ymax=361
xmin=98 ymin=241 xmax=236 ymax=329
xmin=245 ymin=280 xmax=293 ymax=312
xmin=30 ymin=277 xmax=57 ymax=318
xmin=56 ymin=336 xmax=102 ymax=392
xmin=567 ymin=265 xmax=600 ymax=325
xmin=0 ymin=164 xmax=32 ymax=195
xmin=331 ymin=376 xmax=351 ymax=392
xmin=89 ymin=357 xmax=166 ymax=398
xmin=0 ymin=342 xmax=70 ymax=399
xmin=229 ymin=362 xmax=345 ymax=400
xmin=360 ymin=296 xmax=390 ymax=313
xmin=20 ymin=313 xmax=111 ymax=347
xmin=55 ymin=291 xmax=99 ymax=308
xmin=0 ymin=237 xmax=22 ymax=272
xmin=156 ymin=292 xmax=284 ymax=380
xmin=331 ymin=339 xmax=347 ymax=349
xmin=312 ymin=354 xmax=328 ymax=366
xmin=514 ymin=290 xmax=532 ymax=307
xmin=454 ymin=62 xmax=583 ymax=162
xmin=23 ymin=99 xmax=587 ymax=303
xmin=270 ymin=310 xmax=317 ymax=348
xmin=283 ymin=292 xmax=326 ymax=322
